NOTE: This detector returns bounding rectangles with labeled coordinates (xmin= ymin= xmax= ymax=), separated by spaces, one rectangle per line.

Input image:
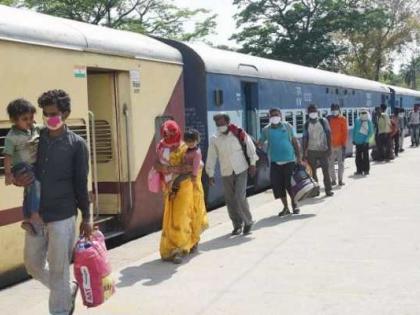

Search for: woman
xmin=353 ymin=109 xmax=374 ymax=175
xmin=155 ymin=120 xmax=205 ymax=264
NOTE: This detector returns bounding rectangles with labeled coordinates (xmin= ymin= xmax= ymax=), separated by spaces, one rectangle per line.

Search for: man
xmin=397 ymin=108 xmax=407 ymax=152
xmin=327 ymin=104 xmax=348 ymax=186
xmin=206 ymin=113 xmax=258 ymax=235
xmin=15 ymin=89 xmax=92 ymax=315
xmin=258 ymin=108 xmax=302 ymax=216
xmin=302 ymin=104 xmax=334 ymax=197
xmin=376 ymin=104 xmax=392 ymax=161
xmin=408 ymin=104 xmax=420 ymax=147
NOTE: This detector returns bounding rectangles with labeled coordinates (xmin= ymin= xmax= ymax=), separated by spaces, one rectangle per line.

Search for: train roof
xmin=181 ymin=43 xmax=390 ymax=93
xmin=0 ymin=5 xmax=182 ymax=64
xmin=388 ymin=85 xmax=420 ymax=98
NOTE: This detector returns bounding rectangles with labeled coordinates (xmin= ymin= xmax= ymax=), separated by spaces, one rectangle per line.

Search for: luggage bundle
xmin=290 ymin=164 xmax=319 ymax=202
xmin=74 ymin=230 xmax=115 ymax=308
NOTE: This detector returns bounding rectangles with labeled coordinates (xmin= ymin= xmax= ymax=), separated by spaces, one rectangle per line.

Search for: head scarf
xmin=159 ymin=120 xmax=181 ymax=148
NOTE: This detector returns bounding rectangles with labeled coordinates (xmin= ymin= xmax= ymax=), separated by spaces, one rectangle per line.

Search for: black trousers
xmin=377 ymin=133 xmax=392 ymax=160
xmin=393 ymin=132 xmax=399 ymax=157
xmin=355 ymin=143 xmax=370 ymax=173
xmin=270 ymin=162 xmax=296 ymax=201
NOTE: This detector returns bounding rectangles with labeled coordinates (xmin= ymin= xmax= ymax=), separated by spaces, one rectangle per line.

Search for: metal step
xmin=103 ymin=230 xmax=125 ymax=240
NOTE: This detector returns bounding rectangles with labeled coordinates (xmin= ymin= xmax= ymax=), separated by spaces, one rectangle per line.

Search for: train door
xmin=241 ymin=81 xmax=259 ymax=139
xmin=87 ymin=70 xmax=130 ymax=219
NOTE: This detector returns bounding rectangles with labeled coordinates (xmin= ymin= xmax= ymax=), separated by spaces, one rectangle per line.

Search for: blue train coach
xmin=161 ymin=41 xmax=418 ymax=207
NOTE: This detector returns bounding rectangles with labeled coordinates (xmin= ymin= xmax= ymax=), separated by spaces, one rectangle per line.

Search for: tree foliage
xmin=340 ymin=0 xmax=420 ymax=81
xmin=232 ymin=0 xmax=420 ymax=82
xmin=7 ymin=0 xmax=216 ymax=41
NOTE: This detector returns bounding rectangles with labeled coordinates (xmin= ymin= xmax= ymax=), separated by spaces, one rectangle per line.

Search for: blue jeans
xmin=12 ymin=162 xmax=40 ymax=218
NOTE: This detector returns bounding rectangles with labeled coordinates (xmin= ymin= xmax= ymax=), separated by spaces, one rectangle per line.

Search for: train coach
xmin=0 ymin=5 xmax=185 ymax=287
xmin=158 ymin=41 xmax=417 ymax=206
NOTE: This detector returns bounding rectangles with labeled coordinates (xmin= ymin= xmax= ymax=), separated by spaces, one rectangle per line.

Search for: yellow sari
xmin=159 ymin=144 xmax=208 ymax=260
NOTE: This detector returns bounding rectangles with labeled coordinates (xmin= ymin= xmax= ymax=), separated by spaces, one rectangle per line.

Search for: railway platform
xmin=1 ymin=145 xmax=420 ymax=315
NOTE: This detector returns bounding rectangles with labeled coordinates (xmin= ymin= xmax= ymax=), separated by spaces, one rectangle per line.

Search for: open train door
xmin=87 ymin=70 xmax=131 ymax=236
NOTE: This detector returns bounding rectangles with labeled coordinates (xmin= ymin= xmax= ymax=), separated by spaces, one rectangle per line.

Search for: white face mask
xmin=217 ymin=125 xmax=228 ymax=134
xmin=269 ymin=116 xmax=282 ymax=125
xmin=309 ymin=112 xmax=318 ymax=119
xmin=332 ymin=110 xmax=339 ymax=116
xmin=399 ymin=113 xmax=404 ymax=118
xmin=360 ymin=113 xmax=368 ymax=120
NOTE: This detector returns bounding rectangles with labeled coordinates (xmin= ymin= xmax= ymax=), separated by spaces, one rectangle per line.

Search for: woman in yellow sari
xmin=155 ymin=120 xmax=208 ymax=264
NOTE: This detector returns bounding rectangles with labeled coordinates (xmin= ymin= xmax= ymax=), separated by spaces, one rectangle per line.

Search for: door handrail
xmin=88 ymin=111 xmax=100 ymax=220
xmin=123 ymin=103 xmax=133 ymax=211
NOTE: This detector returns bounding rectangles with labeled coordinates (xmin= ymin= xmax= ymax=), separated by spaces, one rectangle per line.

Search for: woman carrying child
xmin=154 ymin=120 xmax=207 ymax=264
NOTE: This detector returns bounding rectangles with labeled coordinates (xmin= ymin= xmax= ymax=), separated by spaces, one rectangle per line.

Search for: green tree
xmin=400 ymin=56 xmax=420 ymax=89
xmin=339 ymin=0 xmax=420 ymax=81
xmin=14 ymin=0 xmax=216 ymax=41
xmin=232 ymin=0 xmax=355 ymax=68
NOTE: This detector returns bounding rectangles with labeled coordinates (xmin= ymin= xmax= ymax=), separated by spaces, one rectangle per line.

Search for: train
xmin=0 ymin=5 xmax=419 ymax=288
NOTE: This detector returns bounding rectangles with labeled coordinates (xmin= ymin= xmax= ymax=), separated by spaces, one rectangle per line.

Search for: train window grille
xmin=348 ymin=110 xmax=354 ymax=126
xmin=259 ymin=114 xmax=270 ymax=130
xmin=0 ymin=127 xmax=9 ymax=176
xmin=86 ymin=121 xmax=113 ymax=164
xmin=296 ymin=111 xmax=304 ymax=134
xmin=342 ymin=109 xmax=347 ymax=123
xmin=285 ymin=111 xmax=293 ymax=125
xmin=353 ymin=110 xmax=358 ymax=123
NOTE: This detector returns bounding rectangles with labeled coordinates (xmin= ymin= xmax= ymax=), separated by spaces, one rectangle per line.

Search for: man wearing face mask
xmin=408 ymin=104 xmax=420 ymax=147
xmin=206 ymin=113 xmax=258 ymax=235
xmin=302 ymin=104 xmax=334 ymax=197
xmin=14 ymin=89 xmax=92 ymax=315
xmin=397 ymin=108 xmax=407 ymax=152
xmin=327 ymin=104 xmax=348 ymax=186
xmin=258 ymin=108 xmax=302 ymax=216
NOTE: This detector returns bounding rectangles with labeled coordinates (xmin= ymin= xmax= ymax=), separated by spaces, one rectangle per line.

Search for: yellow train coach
xmin=0 ymin=5 xmax=185 ymax=288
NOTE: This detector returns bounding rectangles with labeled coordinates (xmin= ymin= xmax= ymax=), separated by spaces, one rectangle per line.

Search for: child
xmin=182 ymin=128 xmax=208 ymax=251
xmin=3 ymin=99 xmax=42 ymax=234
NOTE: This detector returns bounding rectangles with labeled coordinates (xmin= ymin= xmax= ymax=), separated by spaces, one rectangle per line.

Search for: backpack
xmin=229 ymin=124 xmax=252 ymax=166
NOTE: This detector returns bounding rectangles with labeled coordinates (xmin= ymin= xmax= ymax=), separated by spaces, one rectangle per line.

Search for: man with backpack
xmin=206 ymin=113 xmax=258 ymax=235
xmin=327 ymin=104 xmax=348 ymax=186
xmin=303 ymin=104 xmax=334 ymax=197
xmin=258 ymin=108 xmax=302 ymax=216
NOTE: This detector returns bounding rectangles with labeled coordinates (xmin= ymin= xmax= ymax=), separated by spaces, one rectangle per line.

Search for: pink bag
xmin=148 ymin=167 xmax=161 ymax=193
xmin=74 ymin=230 xmax=115 ymax=308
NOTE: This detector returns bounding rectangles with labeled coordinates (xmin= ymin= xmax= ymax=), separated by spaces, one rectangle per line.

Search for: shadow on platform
xmin=117 ymin=255 xmax=194 ymax=288
xmin=253 ymin=213 xmax=315 ymax=231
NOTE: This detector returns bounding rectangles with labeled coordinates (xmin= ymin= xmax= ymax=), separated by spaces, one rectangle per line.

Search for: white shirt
xmin=205 ymin=131 xmax=258 ymax=177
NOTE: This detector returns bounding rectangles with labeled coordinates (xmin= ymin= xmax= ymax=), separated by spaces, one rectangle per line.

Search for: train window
xmin=155 ymin=115 xmax=174 ymax=143
xmin=285 ymin=111 xmax=294 ymax=125
xmin=259 ymin=114 xmax=270 ymax=130
xmin=352 ymin=90 xmax=356 ymax=95
xmin=353 ymin=110 xmax=358 ymax=123
xmin=336 ymin=88 xmax=339 ymax=95
xmin=296 ymin=111 xmax=304 ymax=134
xmin=348 ymin=109 xmax=353 ymax=126
xmin=214 ymin=89 xmax=224 ymax=107
xmin=326 ymin=87 xmax=329 ymax=94
xmin=0 ymin=127 xmax=9 ymax=176
xmin=344 ymin=90 xmax=348 ymax=95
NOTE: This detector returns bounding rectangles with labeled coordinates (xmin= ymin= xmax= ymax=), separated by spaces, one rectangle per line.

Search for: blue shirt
xmin=259 ymin=123 xmax=296 ymax=163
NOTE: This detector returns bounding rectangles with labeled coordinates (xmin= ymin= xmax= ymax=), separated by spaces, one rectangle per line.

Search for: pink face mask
xmin=43 ymin=115 xmax=64 ymax=130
